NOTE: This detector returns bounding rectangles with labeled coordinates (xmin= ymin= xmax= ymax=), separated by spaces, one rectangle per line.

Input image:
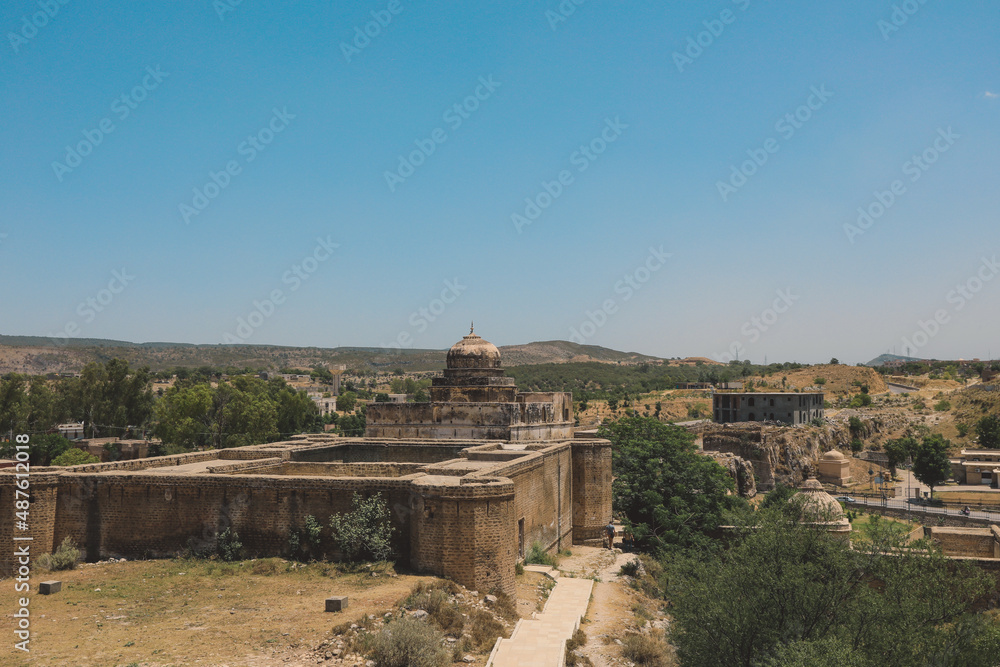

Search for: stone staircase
xmin=486 ymin=566 xmax=593 ymax=667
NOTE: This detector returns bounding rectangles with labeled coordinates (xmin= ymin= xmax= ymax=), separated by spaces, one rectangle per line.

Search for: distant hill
xmin=863 ymin=353 xmax=924 ymax=367
xmin=0 ymin=335 xmax=665 ymax=375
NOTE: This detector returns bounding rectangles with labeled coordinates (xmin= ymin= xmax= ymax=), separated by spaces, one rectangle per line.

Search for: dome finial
xmin=470 ymin=321 xmax=474 ymax=334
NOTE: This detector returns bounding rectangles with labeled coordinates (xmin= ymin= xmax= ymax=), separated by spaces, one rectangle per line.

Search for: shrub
xmin=814 ymin=377 xmax=827 ymax=386
xmin=956 ymin=423 xmax=970 ymax=438
xmin=51 ymin=448 xmax=100 ymax=466
xmin=37 ymin=537 xmax=80 ymax=571
xmin=515 ymin=561 xmax=525 ymax=575
xmin=622 ymin=632 xmax=673 ymax=666
xmin=251 ymin=558 xmax=280 ymax=575
xmin=468 ymin=609 xmax=504 ymax=649
xmin=850 ymin=438 xmax=864 ymax=453
xmin=620 ymin=558 xmax=642 ymax=577
xmin=934 ymin=400 xmax=951 ymax=412
xmin=217 ymin=527 xmax=242 ymax=562
xmin=329 ymin=492 xmax=395 ymax=563
xmin=288 ymin=514 xmax=323 ymax=561
xmin=525 ymin=542 xmax=557 ymax=567
xmin=369 ymin=616 xmax=450 ymax=667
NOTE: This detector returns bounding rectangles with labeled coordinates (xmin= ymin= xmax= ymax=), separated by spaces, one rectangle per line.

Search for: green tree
xmin=52 ymin=448 xmax=100 ymax=466
xmin=328 ymin=492 xmax=395 ymax=562
xmin=338 ymin=391 xmax=357 ymax=413
xmin=976 ymin=415 xmax=1000 ymax=448
xmin=153 ymin=383 xmax=214 ymax=450
xmin=375 ymin=392 xmax=390 ymax=403
xmin=912 ymin=433 xmax=953 ymax=498
xmin=0 ymin=433 xmax=72 ymax=466
xmin=598 ymin=416 xmax=745 ymax=554
xmin=883 ymin=436 xmax=916 ymax=476
xmin=665 ymin=510 xmax=995 ymax=667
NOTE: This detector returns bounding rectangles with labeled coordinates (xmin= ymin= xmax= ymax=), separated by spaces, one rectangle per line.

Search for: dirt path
xmin=557 ymin=546 xmax=644 ymax=667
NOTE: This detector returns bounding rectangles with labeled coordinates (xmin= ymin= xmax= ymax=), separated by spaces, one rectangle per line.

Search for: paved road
xmin=845 ymin=495 xmax=1000 ymax=522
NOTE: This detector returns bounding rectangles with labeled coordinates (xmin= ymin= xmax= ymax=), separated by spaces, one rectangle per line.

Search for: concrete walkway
xmin=487 ymin=566 xmax=593 ymax=667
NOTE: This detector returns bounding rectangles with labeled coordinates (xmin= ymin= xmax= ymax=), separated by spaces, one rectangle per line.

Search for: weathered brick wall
xmin=53 ymin=450 xmax=219 ymax=474
xmin=409 ymin=478 xmax=516 ymax=596
xmin=291 ymin=442 xmax=466 ymax=464
xmin=51 ymin=474 xmax=416 ymax=564
xmin=239 ymin=462 xmax=426 ymax=478
xmin=503 ymin=445 xmax=573 ymax=555
xmin=571 ymin=440 xmax=613 ymax=543
xmin=928 ymin=526 xmax=997 ymax=558
xmin=0 ymin=471 xmax=61 ymax=576
xmin=206 ymin=459 xmax=284 ymax=474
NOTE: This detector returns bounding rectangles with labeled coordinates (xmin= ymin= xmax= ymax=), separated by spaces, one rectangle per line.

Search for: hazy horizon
xmin=2 ymin=2 xmax=998 ymax=366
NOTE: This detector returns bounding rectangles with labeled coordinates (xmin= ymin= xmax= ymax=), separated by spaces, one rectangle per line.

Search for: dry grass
xmin=622 ymin=630 xmax=676 ymax=666
xmin=0 ymin=556 xmax=434 ymax=666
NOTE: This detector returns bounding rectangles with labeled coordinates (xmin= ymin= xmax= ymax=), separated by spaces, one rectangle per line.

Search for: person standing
xmin=605 ymin=522 xmax=616 ymax=550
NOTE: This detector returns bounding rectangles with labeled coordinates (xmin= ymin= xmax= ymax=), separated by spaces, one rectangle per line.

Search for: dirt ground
xmin=0 ymin=558 xmax=434 ymax=667
xmin=557 ymin=546 xmax=672 ymax=667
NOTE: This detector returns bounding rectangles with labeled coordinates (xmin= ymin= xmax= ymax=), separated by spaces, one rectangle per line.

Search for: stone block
xmin=325 ymin=596 xmax=348 ymax=612
xmin=39 ymin=581 xmax=61 ymax=594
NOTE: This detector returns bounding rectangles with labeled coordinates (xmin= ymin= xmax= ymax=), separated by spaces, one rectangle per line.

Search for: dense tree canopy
xmin=665 ymin=511 xmax=999 ymax=667
xmin=598 ymin=416 xmax=745 ymax=553
xmin=976 ymin=415 xmax=1000 ymax=449
xmin=153 ymin=376 xmax=319 ymax=450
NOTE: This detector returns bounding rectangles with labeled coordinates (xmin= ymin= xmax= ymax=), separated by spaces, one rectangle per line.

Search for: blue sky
xmin=1 ymin=1 xmax=998 ymax=364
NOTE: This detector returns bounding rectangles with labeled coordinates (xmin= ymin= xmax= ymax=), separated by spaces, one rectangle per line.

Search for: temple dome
xmin=823 ymin=450 xmax=846 ymax=460
xmin=792 ymin=476 xmax=847 ymax=523
xmin=446 ymin=325 xmax=502 ymax=369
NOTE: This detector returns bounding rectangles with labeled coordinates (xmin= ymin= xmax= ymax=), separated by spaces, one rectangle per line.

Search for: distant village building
xmin=712 ymin=392 xmax=824 ymax=425
xmin=307 ymin=392 xmax=337 ymax=417
xmin=57 ymin=423 xmax=85 ymax=440
xmin=951 ymin=450 xmax=1000 ymax=487
xmin=387 ymin=394 xmax=408 ymax=404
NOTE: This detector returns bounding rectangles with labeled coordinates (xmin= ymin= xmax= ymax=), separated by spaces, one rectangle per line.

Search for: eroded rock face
xmin=706 ymin=451 xmax=758 ymax=498
xmin=701 ymin=415 xmax=904 ymax=491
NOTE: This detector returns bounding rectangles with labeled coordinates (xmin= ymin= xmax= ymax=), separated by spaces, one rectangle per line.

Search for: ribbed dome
xmin=792 ymin=476 xmax=846 ymax=522
xmin=446 ymin=326 xmax=501 ymax=369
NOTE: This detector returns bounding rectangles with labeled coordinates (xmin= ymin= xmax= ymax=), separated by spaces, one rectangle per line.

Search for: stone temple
xmin=366 ymin=326 xmax=574 ymax=440
xmin=0 ymin=328 xmax=612 ymax=597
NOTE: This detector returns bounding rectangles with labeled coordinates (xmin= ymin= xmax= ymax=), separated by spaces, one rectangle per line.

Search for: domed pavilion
xmin=790 ymin=476 xmax=852 ymax=541
xmin=366 ymin=325 xmax=574 ymax=440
